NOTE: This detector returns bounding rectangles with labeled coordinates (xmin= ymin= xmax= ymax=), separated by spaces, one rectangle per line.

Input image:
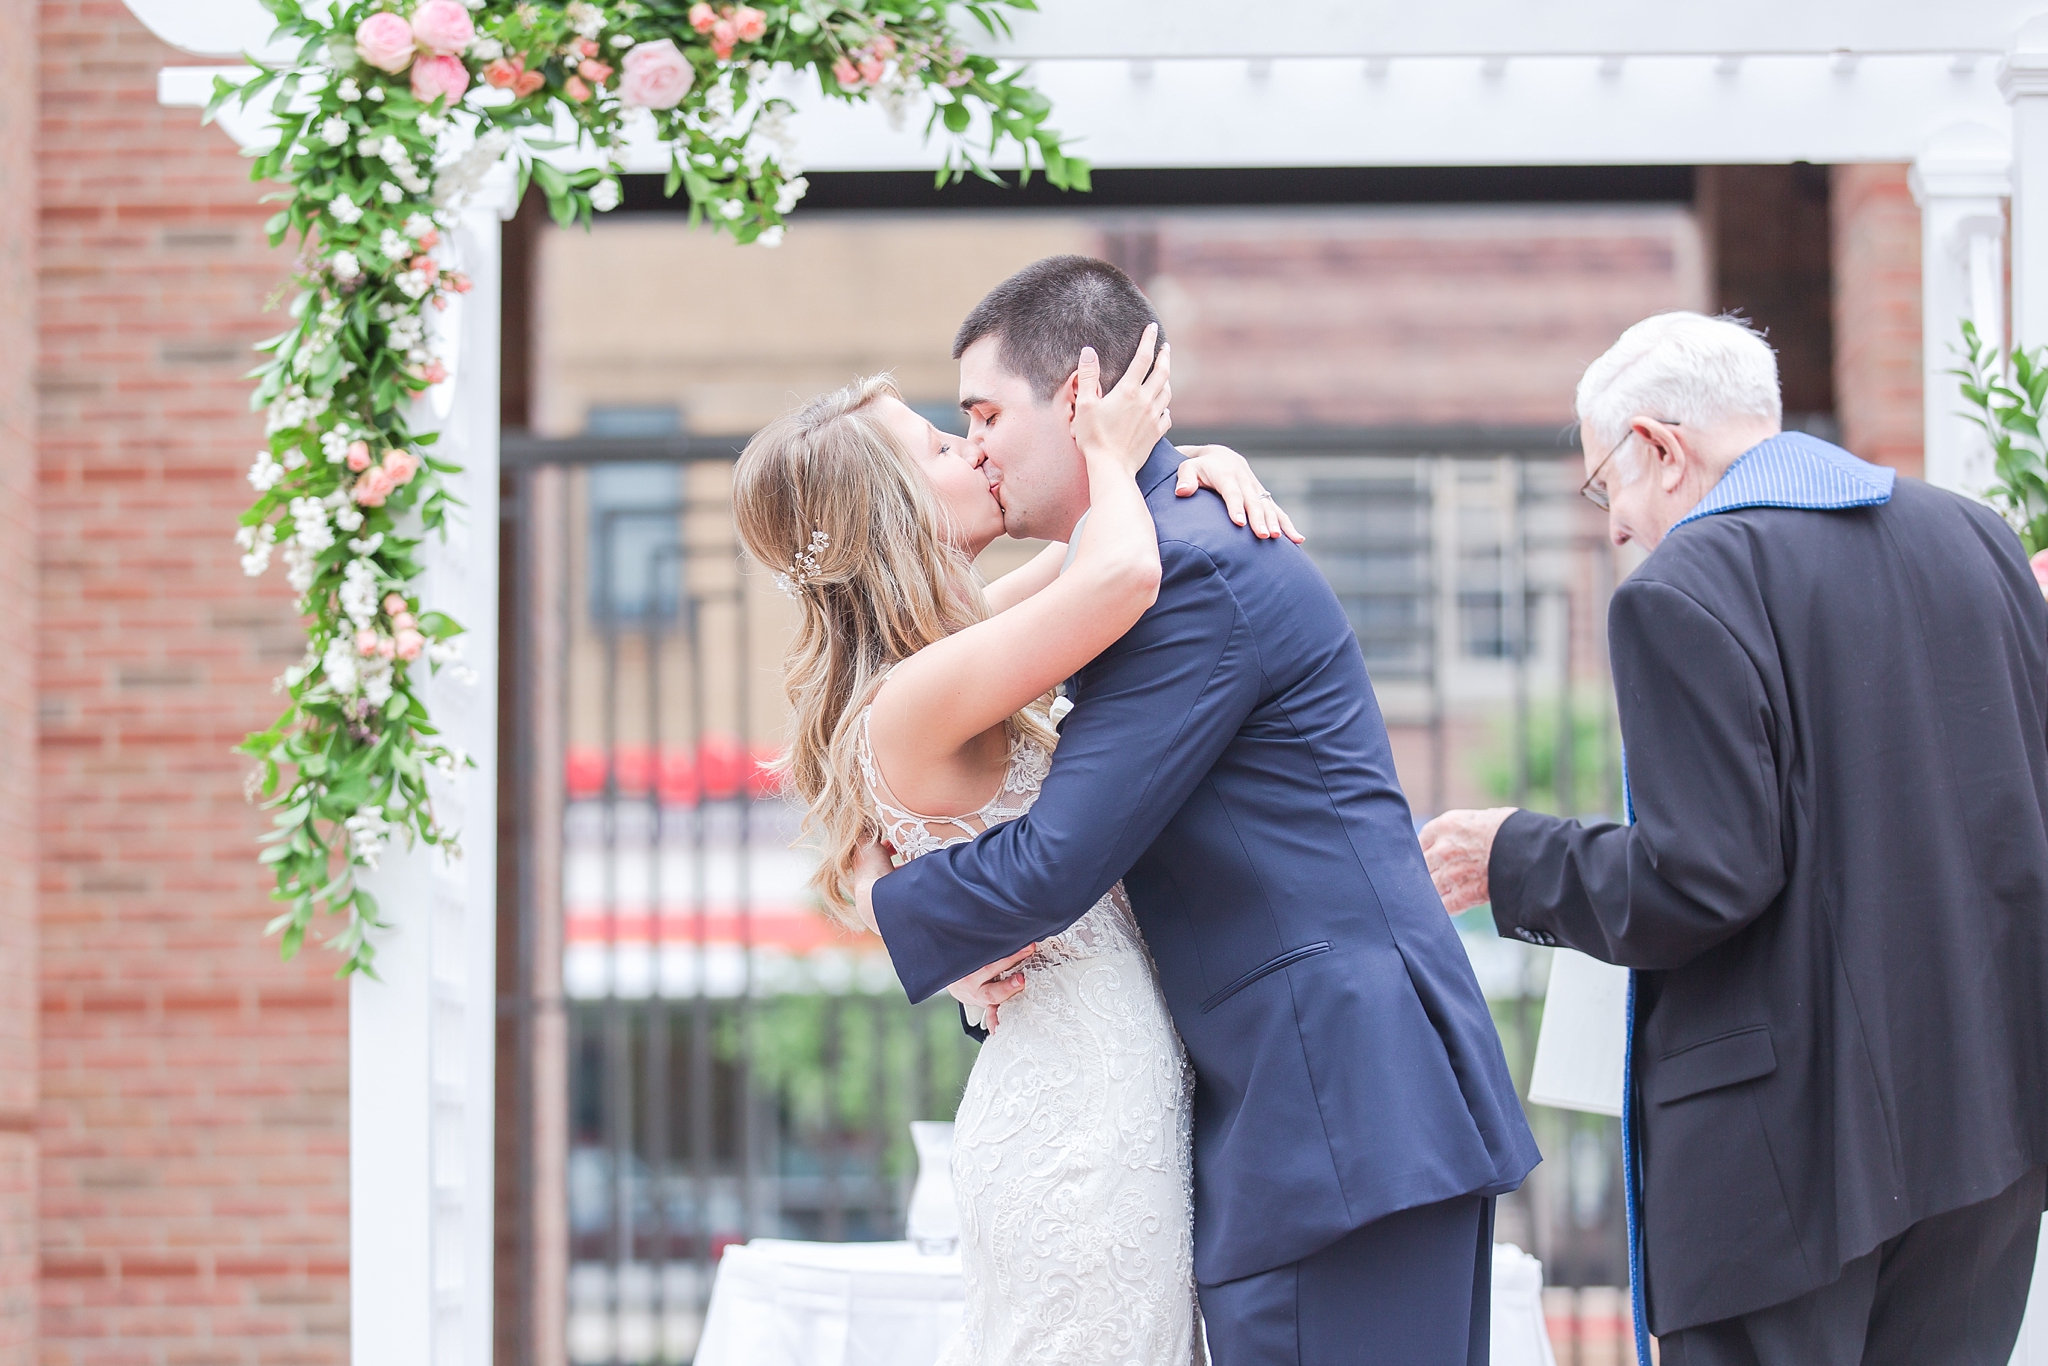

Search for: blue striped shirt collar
xmin=1672 ymin=429 xmax=1895 ymax=530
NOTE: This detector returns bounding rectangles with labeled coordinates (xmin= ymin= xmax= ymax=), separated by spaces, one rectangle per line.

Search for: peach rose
xmin=355 ymin=12 xmax=415 ymax=74
xmin=383 ymin=592 xmax=408 ymax=614
xmin=410 ymin=0 xmax=475 ymax=57
xmin=382 ymin=449 xmax=421 ymax=485
xmin=352 ymin=466 xmax=396 ymax=507
xmin=393 ymin=629 xmax=426 ymax=661
xmin=870 ymin=32 xmax=896 ymax=59
xmin=732 ymin=7 xmax=766 ymax=42
xmin=418 ymin=359 xmax=448 ymax=385
xmin=578 ymin=59 xmax=614 ymax=83
xmin=619 ymin=38 xmax=694 ymax=109
xmin=414 ymin=227 xmax=439 ymax=250
xmin=832 ymin=56 xmax=861 ymax=88
xmin=564 ymin=74 xmax=591 ymax=101
xmin=688 ymin=3 xmax=717 ymax=33
xmin=449 ymin=272 xmax=473 ymax=293
xmin=410 ymin=53 xmax=470 ymax=104
xmin=484 ymin=56 xmax=524 ymax=89
xmin=391 ymin=610 xmax=417 ymax=631
xmin=857 ymin=55 xmax=885 ymax=84
xmin=710 ymin=20 xmax=737 ymax=60
xmin=346 ymin=441 xmax=373 ymax=472
xmin=514 ymin=67 xmax=545 ymax=97
xmin=356 ymin=628 xmax=382 ymax=657
xmin=376 ymin=636 xmax=397 ymax=660
xmin=574 ymin=37 xmax=600 ymax=58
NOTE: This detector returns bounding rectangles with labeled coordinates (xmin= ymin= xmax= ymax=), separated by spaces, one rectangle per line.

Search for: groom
xmin=858 ymin=256 xmax=1539 ymax=1365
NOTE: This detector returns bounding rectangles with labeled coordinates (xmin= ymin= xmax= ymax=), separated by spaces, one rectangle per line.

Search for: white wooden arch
xmin=129 ymin=2 xmax=2048 ymax=1361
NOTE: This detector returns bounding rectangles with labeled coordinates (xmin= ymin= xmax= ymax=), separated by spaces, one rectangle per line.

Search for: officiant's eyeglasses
xmin=1580 ymin=420 xmax=1680 ymax=511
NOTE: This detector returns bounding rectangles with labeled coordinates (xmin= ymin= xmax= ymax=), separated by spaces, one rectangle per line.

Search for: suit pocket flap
xmin=1650 ymin=1025 xmax=1777 ymax=1105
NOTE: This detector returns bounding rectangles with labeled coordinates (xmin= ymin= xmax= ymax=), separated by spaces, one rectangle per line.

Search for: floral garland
xmin=222 ymin=0 xmax=1082 ymax=977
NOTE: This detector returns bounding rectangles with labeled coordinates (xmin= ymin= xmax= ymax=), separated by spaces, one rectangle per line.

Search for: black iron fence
xmin=501 ymin=436 xmax=1638 ymax=1366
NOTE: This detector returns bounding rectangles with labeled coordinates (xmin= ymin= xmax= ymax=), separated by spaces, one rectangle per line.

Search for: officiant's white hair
xmin=1576 ymin=312 xmax=1782 ymax=475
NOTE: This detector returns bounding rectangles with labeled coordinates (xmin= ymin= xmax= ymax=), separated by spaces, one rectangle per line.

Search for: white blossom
xmin=333 ymin=502 xmax=365 ymax=533
xmin=289 ymin=496 xmax=335 ymax=553
xmin=340 ymin=557 xmax=382 ymax=631
xmin=589 ymin=178 xmax=621 ymax=213
xmin=431 ymin=128 xmax=513 ymax=210
xmin=328 ymin=193 xmax=363 ymax=225
xmin=320 ymin=428 xmax=353 ymax=463
xmin=472 ymin=37 xmax=504 ymax=60
xmin=378 ymin=228 xmax=411 ymax=262
xmin=416 ymin=113 xmax=449 ymax=138
xmin=566 ymin=1 xmax=605 ymax=38
xmin=360 ymin=661 xmax=395 ymax=708
xmin=247 ymin=450 xmax=286 ymax=491
xmin=403 ymin=212 xmax=435 ymax=239
xmin=344 ymin=804 xmax=390 ymax=868
xmin=282 ymin=540 xmax=318 ymax=594
xmin=331 ymin=250 xmax=361 ymax=280
xmin=393 ymin=268 xmax=433 ymax=300
xmin=357 ymin=135 xmax=383 ymax=157
xmin=379 ymin=181 xmax=405 ymax=204
xmin=609 ymin=33 xmax=634 ymax=48
xmin=718 ymin=198 xmax=744 ymax=220
xmin=348 ymin=532 xmax=385 ymax=556
xmin=775 ymin=176 xmax=808 ymax=213
xmin=427 ymin=638 xmax=478 ymax=687
xmin=319 ymin=116 xmax=351 ymax=146
xmin=337 ymin=77 xmax=362 ymax=102
xmin=756 ymin=225 xmax=784 ymax=248
xmin=322 ymin=634 xmax=360 ymax=695
xmin=367 ymin=85 xmax=385 ymax=102
xmin=236 ymin=521 xmax=278 ymax=576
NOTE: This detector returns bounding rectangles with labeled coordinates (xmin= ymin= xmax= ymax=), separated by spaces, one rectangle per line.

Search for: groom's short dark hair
xmin=953 ymin=255 xmax=1163 ymax=401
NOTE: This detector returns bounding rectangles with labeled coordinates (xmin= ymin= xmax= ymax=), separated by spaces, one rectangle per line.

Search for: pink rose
xmin=857 ymin=56 xmax=885 ymax=84
xmin=619 ymin=38 xmax=694 ymax=109
xmin=410 ymin=0 xmax=475 ymax=57
xmin=418 ymin=359 xmax=448 ymax=385
xmin=352 ymin=467 xmax=396 ymax=507
xmin=376 ymin=636 xmax=397 ymax=660
xmin=393 ymin=629 xmax=426 ymax=661
xmin=710 ymin=20 xmax=737 ymax=60
xmin=414 ymin=227 xmax=439 ymax=250
xmin=832 ymin=56 xmax=861 ymax=88
xmin=383 ymin=593 xmax=408 ymax=614
xmin=578 ymin=59 xmax=614 ymax=83
xmin=356 ymin=629 xmax=382 ymax=657
xmin=2033 ymin=548 xmax=2048 ymax=596
xmin=563 ymin=74 xmax=592 ymax=101
xmin=391 ymin=610 xmax=417 ymax=631
xmin=346 ymin=441 xmax=372 ymax=472
xmin=732 ymin=6 xmax=766 ymax=42
xmin=574 ymin=37 xmax=600 ymax=58
xmin=689 ymin=3 xmax=717 ymax=33
xmin=382 ymin=449 xmax=421 ymax=486
xmin=870 ymin=33 xmax=896 ymax=59
xmin=484 ymin=56 xmax=524 ymax=89
xmin=448 ymin=272 xmax=473 ymax=293
xmin=355 ymin=12 xmax=415 ymax=74
xmin=410 ymin=53 xmax=470 ymax=104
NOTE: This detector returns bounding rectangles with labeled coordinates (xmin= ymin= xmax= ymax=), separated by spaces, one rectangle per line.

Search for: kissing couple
xmin=733 ymin=256 xmax=1539 ymax=1366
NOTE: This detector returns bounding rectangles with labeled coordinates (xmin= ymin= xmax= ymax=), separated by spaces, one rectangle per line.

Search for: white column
xmin=1909 ymin=122 xmax=2010 ymax=497
xmin=351 ymin=167 xmax=513 ymax=1366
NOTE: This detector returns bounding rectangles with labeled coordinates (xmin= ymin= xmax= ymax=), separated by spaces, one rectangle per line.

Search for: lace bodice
xmin=855 ymin=708 xmax=1146 ymax=967
xmin=856 ymin=702 xmax=1203 ymax=1364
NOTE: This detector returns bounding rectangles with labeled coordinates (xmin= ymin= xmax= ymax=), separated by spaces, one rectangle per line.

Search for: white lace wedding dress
xmin=859 ymin=709 xmax=1205 ymax=1366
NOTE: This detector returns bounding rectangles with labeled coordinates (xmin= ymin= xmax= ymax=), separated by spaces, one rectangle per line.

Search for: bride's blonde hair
xmin=733 ymin=375 xmax=1056 ymax=926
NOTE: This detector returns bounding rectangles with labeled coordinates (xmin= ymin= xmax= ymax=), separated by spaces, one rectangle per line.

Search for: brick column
xmin=0 ymin=0 xmax=37 ymax=1360
xmin=37 ymin=6 xmax=349 ymax=1364
xmin=1831 ymin=164 xmax=1926 ymax=477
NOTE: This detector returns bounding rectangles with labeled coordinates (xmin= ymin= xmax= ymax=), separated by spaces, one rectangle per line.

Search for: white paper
xmin=1527 ymin=949 xmax=1629 ymax=1117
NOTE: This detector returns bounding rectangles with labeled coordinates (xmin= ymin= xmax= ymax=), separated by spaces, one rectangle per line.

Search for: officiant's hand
xmin=1418 ymin=807 xmax=1518 ymax=914
xmin=948 ymin=945 xmax=1037 ymax=1030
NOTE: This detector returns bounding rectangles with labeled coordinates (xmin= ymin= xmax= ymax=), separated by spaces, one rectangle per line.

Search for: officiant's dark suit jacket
xmin=873 ymin=439 xmax=1540 ymax=1286
xmin=1490 ymin=477 xmax=2048 ymax=1334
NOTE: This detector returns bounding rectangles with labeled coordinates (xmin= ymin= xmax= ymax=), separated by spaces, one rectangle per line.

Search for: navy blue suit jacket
xmin=873 ymin=439 xmax=1539 ymax=1285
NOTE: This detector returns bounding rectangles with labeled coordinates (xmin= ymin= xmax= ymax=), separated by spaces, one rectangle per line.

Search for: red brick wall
xmin=1831 ymin=164 xmax=1925 ymax=477
xmin=36 ymin=6 xmax=349 ymax=1364
xmin=1 ymin=0 xmax=38 ymax=1360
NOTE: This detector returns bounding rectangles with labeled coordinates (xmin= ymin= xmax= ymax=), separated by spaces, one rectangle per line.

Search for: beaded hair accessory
xmin=773 ymin=529 xmax=830 ymax=598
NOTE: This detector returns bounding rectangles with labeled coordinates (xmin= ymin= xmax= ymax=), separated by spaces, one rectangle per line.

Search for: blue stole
xmin=1617 ymin=431 xmax=1892 ymax=1364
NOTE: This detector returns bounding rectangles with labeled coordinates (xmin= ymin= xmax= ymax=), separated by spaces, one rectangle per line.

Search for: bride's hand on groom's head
xmin=1173 ymin=447 xmax=1305 ymax=544
xmin=1069 ymin=322 xmax=1172 ymax=475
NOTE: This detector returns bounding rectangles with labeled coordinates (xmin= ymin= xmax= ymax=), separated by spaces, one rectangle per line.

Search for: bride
xmin=732 ymin=329 xmax=1292 ymax=1365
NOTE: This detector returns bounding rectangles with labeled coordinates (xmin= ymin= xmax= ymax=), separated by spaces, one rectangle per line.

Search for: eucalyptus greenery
xmin=219 ymin=0 xmax=1082 ymax=977
xmin=1954 ymin=318 xmax=2048 ymax=554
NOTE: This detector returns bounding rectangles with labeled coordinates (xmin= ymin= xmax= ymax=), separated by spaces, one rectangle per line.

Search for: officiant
xmin=1420 ymin=312 xmax=2048 ymax=1366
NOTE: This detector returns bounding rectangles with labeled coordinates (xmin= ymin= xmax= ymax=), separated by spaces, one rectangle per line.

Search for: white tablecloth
xmin=696 ymin=1237 xmax=1557 ymax=1366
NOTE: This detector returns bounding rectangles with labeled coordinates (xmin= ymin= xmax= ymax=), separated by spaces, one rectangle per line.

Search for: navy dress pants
xmin=1199 ymin=1193 xmax=1495 ymax=1366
